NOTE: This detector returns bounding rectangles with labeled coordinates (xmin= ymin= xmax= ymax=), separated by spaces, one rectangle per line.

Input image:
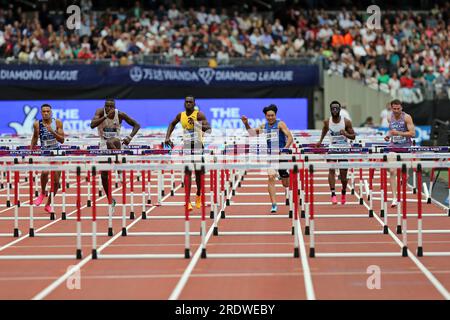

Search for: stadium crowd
xmin=0 ymin=1 xmax=449 ymax=101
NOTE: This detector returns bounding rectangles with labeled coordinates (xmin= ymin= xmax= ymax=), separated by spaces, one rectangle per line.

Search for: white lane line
xmin=296 ymin=218 xmax=316 ymax=300
xmin=32 ymin=184 xmax=181 ymax=300
xmin=168 ymin=174 xmax=243 ymax=300
xmin=0 ymin=184 xmax=124 ymax=253
xmin=354 ymin=186 xmax=450 ymax=300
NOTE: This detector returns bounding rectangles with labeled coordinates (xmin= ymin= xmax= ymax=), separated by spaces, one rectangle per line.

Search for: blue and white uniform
xmin=39 ymin=119 xmax=60 ymax=150
xmin=264 ymin=119 xmax=290 ymax=178
xmin=264 ymin=119 xmax=287 ymax=153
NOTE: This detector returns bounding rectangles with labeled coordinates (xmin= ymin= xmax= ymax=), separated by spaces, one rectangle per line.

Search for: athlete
xmin=316 ymin=101 xmax=356 ymax=205
xmin=384 ymin=99 xmax=415 ymax=207
xmin=90 ymin=99 xmax=141 ymax=204
xmin=31 ymin=104 xmax=65 ymax=214
xmin=164 ymin=95 xmax=211 ymax=210
xmin=241 ymin=104 xmax=293 ymax=213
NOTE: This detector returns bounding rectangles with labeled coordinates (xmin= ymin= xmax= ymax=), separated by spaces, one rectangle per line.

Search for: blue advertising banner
xmin=0 ymin=64 xmax=319 ymax=87
xmin=0 ymin=98 xmax=308 ymax=135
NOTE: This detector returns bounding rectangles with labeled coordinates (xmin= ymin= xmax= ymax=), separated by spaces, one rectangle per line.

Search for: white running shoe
xmin=390 ymin=199 xmax=398 ymax=208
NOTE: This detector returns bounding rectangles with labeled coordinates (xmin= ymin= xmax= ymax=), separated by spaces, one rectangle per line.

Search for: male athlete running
xmin=31 ymin=103 xmax=65 ymax=214
xmin=241 ymin=104 xmax=293 ymax=213
xmin=384 ymin=99 xmax=415 ymax=207
xmin=316 ymin=101 xmax=356 ymax=204
xmin=164 ymin=96 xmax=211 ymax=210
xmin=90 ymin=99 xmax=141 ymax=204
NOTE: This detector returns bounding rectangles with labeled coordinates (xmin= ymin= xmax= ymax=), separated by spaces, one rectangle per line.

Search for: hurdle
xmin=95 ymin=165 xmax=195 ymax=260
xmin=306 ymin=161 xmax=408 ymax=258
xmin=205 ymin=165 xmax=300 ymax=259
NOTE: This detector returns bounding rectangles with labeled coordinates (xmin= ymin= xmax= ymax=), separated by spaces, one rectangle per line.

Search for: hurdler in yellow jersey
xmin=165 ymin=96 xmax=211 ymax=210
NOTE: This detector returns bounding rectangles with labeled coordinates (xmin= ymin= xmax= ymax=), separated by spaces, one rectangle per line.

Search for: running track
xmin=0 ymin=167 xmax=449 ymax=300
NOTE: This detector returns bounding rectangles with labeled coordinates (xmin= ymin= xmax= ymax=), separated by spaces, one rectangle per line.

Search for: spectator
xmin=44 ymin=45 xmax=58 ymax=64
xmin=168 ymin=3 xmax=180 ymax=20
xmin=77 ymin=44 xmax=94 ymax=60
xmin=340 ymin=104 xmax=351 ymax=121
xmin=379 ymin=102 xmax=391 ymax=128
xmin=360 ymin=116 xmax=376 ymax=128
xmin=217 ymin=46 xmax=229 ymax=65
xmin=377 ymin=67 xmax=390 ymax=93
xmin=388 ymin=72 xmax=401 ymax=98
xmin=0 ymin=1 xmax=447 ymax=107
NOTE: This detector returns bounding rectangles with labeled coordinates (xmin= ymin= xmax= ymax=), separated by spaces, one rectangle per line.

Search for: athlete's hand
xmin=106 ymin=109 xmax=115 ymax=119
xmin=315 ymin=142 xmax=322 ymax=148
xmin=122 ymin=136 xmax=132 ymax=146
xmin=164 ymin=138 xmax=173 ymax=149
xmin=384 ymin=135 xmax=390 ymax=142
xmin=44 ymin=123 xmax=55 ymax=135
xmin=241 ymin=116 xmax=249 ymax=125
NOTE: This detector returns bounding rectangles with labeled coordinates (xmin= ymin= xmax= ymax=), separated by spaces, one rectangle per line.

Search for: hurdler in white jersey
xmin=316 ymin=101 xmax=356 ymax=205
xmin=327 ymin=114 xmax=350 ymax=147
xmin=97 ymin=108 xmax=121 ymax=149
xmin=90 ymin=99 xmax=141 ymax=205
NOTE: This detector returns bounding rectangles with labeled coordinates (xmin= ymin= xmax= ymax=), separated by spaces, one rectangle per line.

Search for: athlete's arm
xmin=278 ymin=121 xmax=293 ymax=148
xmin=165 ymin=113 xmax=181 ymax=147
xmin=51 ymin=119 xmax=65 ymax=144
xmin=90 ymin=108 xmax=107 ymax=129
xmin=342 ymin=119 xmax=356 ymax=140
xmin=241 ymin=116 xmax=262 ymax=136
xmin=398 ymin=115 xmax=415 ymax=138
xmin=316 ymin=120 xmax=329 ymax=147
xmin=196 ymin=111 xmax=211 ymax=133
xmin=384 ymin=117 xmax=391 ymax=141
xmin=30 ymin=121 xmax=39 ymax=149
xmin=120 ymin=112 xmax=141 ymax=138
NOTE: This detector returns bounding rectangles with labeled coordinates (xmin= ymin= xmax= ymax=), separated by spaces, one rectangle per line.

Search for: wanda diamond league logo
xmin=197 ymin=68 xmax=215 ymax=85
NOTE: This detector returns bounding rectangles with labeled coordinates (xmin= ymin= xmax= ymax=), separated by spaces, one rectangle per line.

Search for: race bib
xmin=43 ymin=138 xmax=58 ymax=147
xmin=330 ymin=135 xmax=347 ymax=145
xmin=392 ymin=136 xmax=407 ymax=144
xmin=103 ymin=128 xmax=118 ymax=139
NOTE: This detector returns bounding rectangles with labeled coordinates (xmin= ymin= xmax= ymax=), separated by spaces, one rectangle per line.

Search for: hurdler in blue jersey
xmin=30 ymin=104 xmax=65 ymax=215
xmin=241 ymin=104 xmax=293 ymax=214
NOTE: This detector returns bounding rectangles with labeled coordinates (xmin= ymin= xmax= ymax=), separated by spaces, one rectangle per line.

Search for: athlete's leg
xmin=328 ymin=169 xmax=336 ymax=193
xmin=329 ymin=168 xmax=338 ymax=204
xmin=45 ymin=171 xmax=61 ymax=206
xmin=186 ymin=170 xmax=193 ymax=210
xmin=268 ymin=169 xmax=277 ymax=212
xmin=34 ymin=171 xmax=48 ymax=205
xmin=40 ymin=171 xmax=49 ymax=195
xmin=339 ymin=168 xmax=348 ymax=204
xmin=195 ymin=170 xmax=202 ymax=196
xmin=101 ymin=171 xmax=110 ymax=201
xmin=339 ymin=169 xmax=348 ymax=192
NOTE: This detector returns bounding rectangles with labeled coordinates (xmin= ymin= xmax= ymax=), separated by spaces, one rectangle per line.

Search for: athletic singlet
xmin=39 ymin=119 xmax=60 ymax=150
xmin=264 ymin=120 xmax=286 ymax=152
xmin=97 ymin=109 xmax=121 ymax=149
xmin=328 ymin=116 xmax=350 ymax=147
xmin=389 ymin=112 xmax=412 ymax=147
xmin=180 ymin=110 xmax=203 ymax=144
